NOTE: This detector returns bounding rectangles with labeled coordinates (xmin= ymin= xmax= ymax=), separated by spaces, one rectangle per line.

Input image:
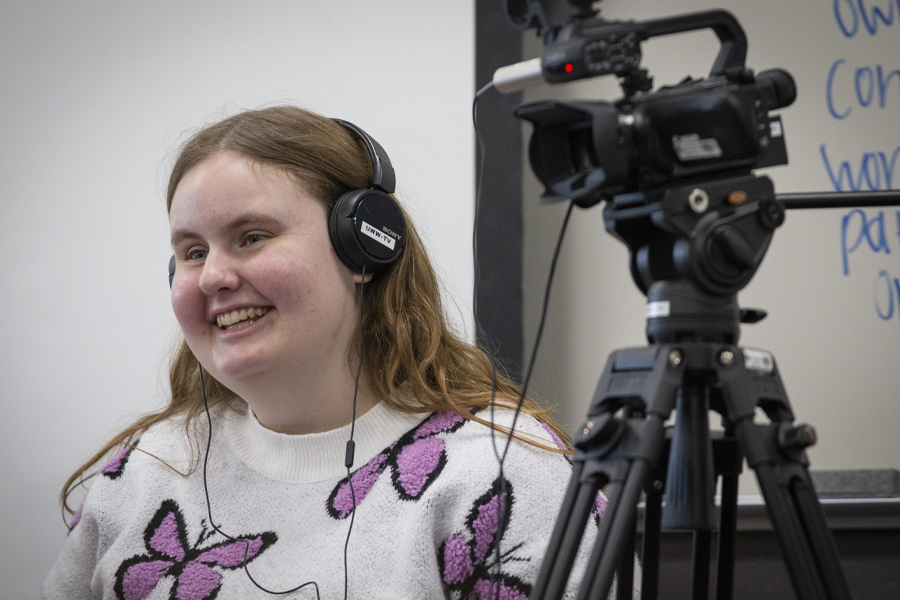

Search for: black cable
xmin=199 ymin=364 xmax=321 ymax=598
xmin=197 ymin=266 xmax=367 ymax=599
xmin=489 ymin=200 xmax=573 ymax=595
xmin=197 ymin=265 xmax=366 ymax=600
xmin=471 ymin=82 xmax=501 ymax=453
xmin=472 ymin=80 xmax=575 ymax=598
xmin=342 ymin=263 xmax=366 ymax=599
xmin=498 ymin=201 xmax=573 ymax=464
xmin=472 ymin=82 xmax=506 ymax=598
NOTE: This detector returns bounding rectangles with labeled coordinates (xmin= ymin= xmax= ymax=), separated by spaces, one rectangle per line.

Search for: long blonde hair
xmin=61 ymin=105 xmax=571 ymax=516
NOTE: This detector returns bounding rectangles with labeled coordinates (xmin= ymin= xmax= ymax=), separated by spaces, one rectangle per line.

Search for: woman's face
xmin=168 ymin=151 xmax=363 ymax=392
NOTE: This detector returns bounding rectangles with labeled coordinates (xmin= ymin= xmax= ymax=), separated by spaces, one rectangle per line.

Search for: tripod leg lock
xmin=574 ymin=413 xmax=626 ymax=454
xmin=778 ymin=422 xmax=817 ymax=452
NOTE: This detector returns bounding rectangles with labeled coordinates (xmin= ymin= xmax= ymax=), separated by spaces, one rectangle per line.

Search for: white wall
xmin=0 ymin=1 xmax=474 ymax=596
xmin=522 ymin=0 xmax=900 ymax=494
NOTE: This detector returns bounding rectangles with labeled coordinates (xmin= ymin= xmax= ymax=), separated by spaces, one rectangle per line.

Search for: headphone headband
xmin=332 ymin=119 xmax=396 ymax=194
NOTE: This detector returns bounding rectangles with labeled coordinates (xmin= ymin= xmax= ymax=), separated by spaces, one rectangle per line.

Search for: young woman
xmin=43 ymin=106 xmax=599 ymax=600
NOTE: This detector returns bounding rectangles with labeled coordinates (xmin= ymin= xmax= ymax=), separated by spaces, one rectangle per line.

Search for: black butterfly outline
xmin=100 ymin=441 xmax=138 ymax=480
xmin=113 ymin=499 xmax=277 ymax=600
xmin=326 ymin=409 xmax=471 ymax=519
xmin=438 ymin=477 xmax=532 ymax=600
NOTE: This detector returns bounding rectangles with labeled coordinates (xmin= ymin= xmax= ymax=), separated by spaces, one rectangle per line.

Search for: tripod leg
xmin=715 ymin=468 xmax=739 ymax=600
xmin=640 ymin=477 xmax=664 ymax=600
xmin=534 ymin=345 xmax=681 ymax=600
xmin=717 ymin=348 xmax=853 ymax=600
xmin=544 ymin=477 xmax=604 ymax=599
xmin=691 ymin=531 xmax=712 ymax=600
xmin=615 ymin=501 xmax=636 ymax=600
xmin=752 ymin=461 xmax=830 ymax=599
xmin=578 ymin=461 xmax=649 ymax=600
xmin=714 ymin=430 xmax=741 ymax=600
xmin=791 ymin=477 xmax=853 ymax=599
xmin=739 ymin=422 xmax=853 ymax=600
xmin=532 ymin=460 xmax=602 ymax=600
xmin=532 ymin=461 xmax=588 ymax=598
xmin=579 ymin=413 xmax=667 ymax=600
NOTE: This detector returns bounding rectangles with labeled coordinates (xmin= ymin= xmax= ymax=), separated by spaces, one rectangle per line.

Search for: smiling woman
xmin=42 ymin=106 xmax=604 ymax=600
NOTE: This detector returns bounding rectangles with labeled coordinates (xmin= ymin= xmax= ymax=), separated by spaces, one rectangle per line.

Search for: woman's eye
xmin=245 ymin=233 xmax=266 ymax=245
xmin=186 ymin=248 xmax=207 ymax=260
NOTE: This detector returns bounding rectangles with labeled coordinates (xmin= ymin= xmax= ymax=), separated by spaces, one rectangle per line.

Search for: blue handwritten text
xmin=821 ymin=145 xmax=900 ymax=191
xmin=834 ymin=0 xmax=900 ymax=37
xmin=874 ymin=269 xmax=900 ymax=324
xmin=826 ymin=59 xmax=900 ymax=119
xmin=840 ymin=209 xmax=898 ymax=275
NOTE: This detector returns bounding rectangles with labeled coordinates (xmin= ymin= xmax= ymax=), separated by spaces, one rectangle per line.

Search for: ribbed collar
xmin=221 ymin=401 xmax=428 ymax=483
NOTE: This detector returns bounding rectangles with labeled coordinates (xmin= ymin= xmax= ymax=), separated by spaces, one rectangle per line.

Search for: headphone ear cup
xmin=329 ymin=189 xmax=407 ymax=273
xmin=169 ymin=255 xmax=176 ymax=289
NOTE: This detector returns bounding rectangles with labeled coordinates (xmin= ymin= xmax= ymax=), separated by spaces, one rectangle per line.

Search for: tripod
xmin=528 ymin=176 xmax=871 ymax=600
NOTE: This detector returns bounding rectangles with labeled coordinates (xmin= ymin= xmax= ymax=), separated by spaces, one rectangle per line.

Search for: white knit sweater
xmin=43 ymin=401 xmax=607 ymax=600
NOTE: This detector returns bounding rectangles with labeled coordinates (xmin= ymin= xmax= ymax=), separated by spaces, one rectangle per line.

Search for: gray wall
xmin=0 ymin=1 xmax=474 ymax=596
xmin=521 ymin=0 xmax=900 ymax=494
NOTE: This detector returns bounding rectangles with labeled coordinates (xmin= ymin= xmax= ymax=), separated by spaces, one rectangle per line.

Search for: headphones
xmin=328 ymin=119 xmax=407 ymax=274
xmin=168 ymin=118 xmax=406 ymax=287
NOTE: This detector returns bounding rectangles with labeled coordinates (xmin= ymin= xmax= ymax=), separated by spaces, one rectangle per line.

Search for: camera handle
xmin=507 ymin=5 xmax=750 ymax=91
xmin=530 ymin=285 xmax=852 ymax=600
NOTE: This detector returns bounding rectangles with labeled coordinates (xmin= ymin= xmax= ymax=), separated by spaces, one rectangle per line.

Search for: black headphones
xmin=328 ymin=119 xmax=407 ymax=274
xmin=168 ymin=118 xmax=406 ymax=287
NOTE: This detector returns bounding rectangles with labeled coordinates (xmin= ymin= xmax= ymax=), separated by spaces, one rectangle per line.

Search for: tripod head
xmin=608 ymin=174 xmax=783 ymax=345
xmin=606 ymin=174 xmax=782 ymax=294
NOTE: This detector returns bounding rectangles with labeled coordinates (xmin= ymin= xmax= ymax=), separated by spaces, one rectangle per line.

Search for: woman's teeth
xmin=216 ymin=307 xmax=270 ymax=329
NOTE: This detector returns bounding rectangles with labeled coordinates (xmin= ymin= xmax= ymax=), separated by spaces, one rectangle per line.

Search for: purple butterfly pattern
xmin=114 ymin=499 xmax=277 ymax=600
xmin=438 ymin=477 xmax=531 ymax=600
xmin=100 ymin=442 xmax=138 ymax=480
xmin=327 ymin=410 xmax=469 ymax=519
xmin=68 ymin=502 xmax=84 ymax=532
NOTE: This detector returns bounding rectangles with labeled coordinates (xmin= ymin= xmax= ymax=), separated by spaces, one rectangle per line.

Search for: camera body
xmin=517 ymin=68 xmax=795 ymax=208
xmin=510 ymin=4 xmax=797 ymax=209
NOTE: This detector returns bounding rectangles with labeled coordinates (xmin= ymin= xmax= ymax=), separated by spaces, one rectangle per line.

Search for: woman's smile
xmin=215 ymin=306 xmax=272 ymax=330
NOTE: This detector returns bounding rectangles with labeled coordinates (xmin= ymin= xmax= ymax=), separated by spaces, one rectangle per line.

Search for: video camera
xmin=507 ymin=1 xmax=796 ymax=209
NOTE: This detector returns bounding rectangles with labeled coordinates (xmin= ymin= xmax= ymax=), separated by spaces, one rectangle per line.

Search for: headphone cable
xmin=342 ymin=263 xmax=366 ymax=599
xmin=199 ymin=363 xmax=321 ymax=598
xmin=197 ymin=265 xmax=367 ymax=599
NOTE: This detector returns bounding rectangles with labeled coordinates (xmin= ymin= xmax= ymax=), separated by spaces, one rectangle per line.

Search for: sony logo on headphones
xmin=381 ymin=226 xmax=402 ymax=241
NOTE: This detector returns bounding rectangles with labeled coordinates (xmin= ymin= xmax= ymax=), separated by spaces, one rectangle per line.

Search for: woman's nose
xmin=198 ymin=251 xmax=241 ymax=295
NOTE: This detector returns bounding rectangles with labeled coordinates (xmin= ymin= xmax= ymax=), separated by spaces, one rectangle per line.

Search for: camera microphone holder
xmin=525 ymin=177 xmax=900 ymax=600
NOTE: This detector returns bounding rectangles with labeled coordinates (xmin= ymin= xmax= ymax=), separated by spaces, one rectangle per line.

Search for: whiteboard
xmin=520 ymin=0 xmax=900 ymax=494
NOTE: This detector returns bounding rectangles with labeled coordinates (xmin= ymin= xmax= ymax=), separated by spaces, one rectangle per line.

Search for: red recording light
xmin=565 ymin=63 xmax=574 ymax=73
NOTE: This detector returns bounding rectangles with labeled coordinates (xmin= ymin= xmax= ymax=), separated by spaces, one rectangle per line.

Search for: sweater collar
xmin=222 ymin=401 xmax=428 ymax=483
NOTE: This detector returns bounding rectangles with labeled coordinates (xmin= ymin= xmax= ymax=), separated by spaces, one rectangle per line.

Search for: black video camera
xmin=509 ymin=2 xmax=797 ymax=209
